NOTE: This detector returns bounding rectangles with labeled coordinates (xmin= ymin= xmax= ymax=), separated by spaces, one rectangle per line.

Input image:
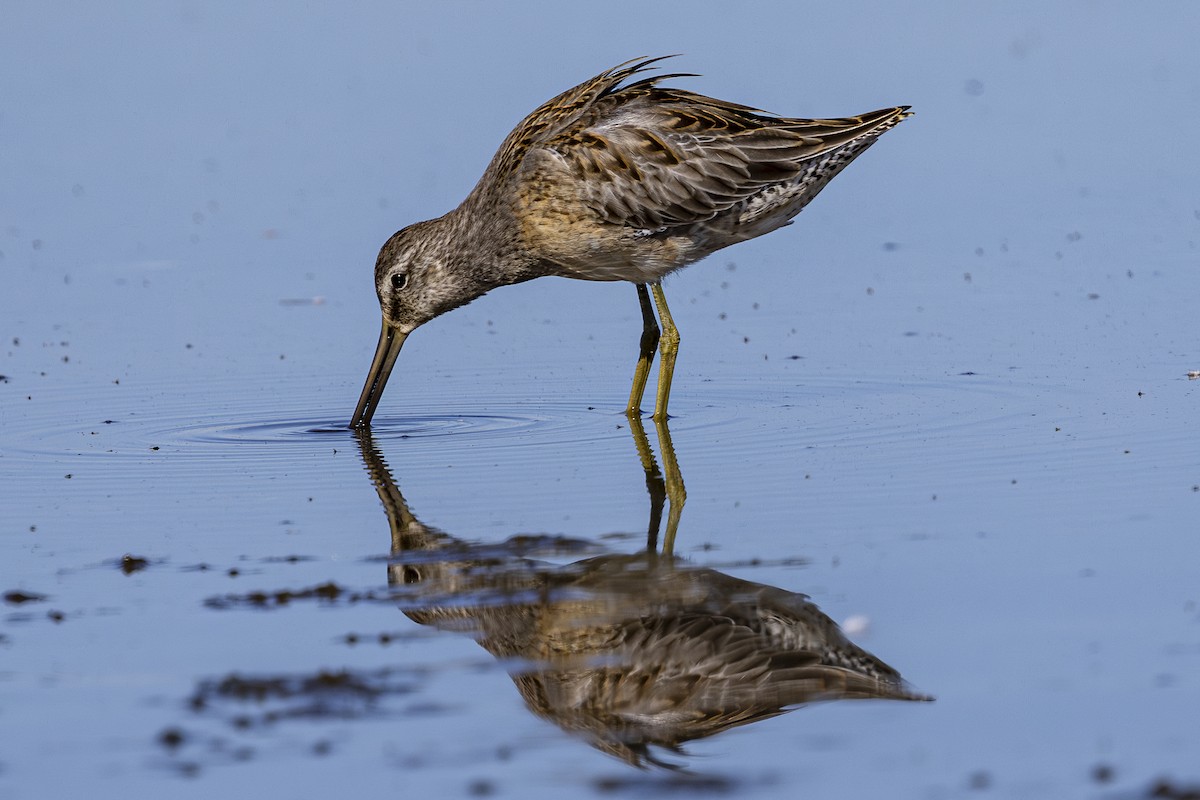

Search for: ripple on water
xmin=10 ymin=367 xmax=1139 ymax=493
xmin=177 ymin=411 xmax=545 ymax=445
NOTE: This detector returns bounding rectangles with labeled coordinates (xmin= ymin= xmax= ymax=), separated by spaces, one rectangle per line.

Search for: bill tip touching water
xmin=350 ymin=56 xmax=910 ymax=428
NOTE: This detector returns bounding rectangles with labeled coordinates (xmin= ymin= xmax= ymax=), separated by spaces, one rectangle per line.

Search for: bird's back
xmin=468 ymin=57 xmax=910 ymax=283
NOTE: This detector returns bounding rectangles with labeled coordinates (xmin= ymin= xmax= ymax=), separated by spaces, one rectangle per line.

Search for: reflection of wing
xmin=504 ymin=569 xmax=928 ymax=767
xmin=390 ymin=538 xmax=930 ymax=767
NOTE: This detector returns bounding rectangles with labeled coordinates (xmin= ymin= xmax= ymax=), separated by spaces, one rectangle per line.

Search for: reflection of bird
xmin=351 ymin=56 xmax=910 ymax=426
xmin=357 ymin=434 xmax=930 ymax=767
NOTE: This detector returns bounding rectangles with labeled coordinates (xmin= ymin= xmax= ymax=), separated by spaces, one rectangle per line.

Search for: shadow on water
xmin=358 ymin=418 xmax=932 ymax=769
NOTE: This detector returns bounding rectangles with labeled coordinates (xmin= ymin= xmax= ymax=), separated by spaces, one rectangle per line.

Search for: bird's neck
xmin=442 ymin=200 xmax=544 ymax=287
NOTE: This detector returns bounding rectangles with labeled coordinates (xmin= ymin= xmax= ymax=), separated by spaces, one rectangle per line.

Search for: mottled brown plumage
xmin=352 ymin=57 xmax=910 ymax=427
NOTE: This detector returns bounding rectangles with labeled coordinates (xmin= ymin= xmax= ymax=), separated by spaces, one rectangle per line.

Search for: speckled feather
xmin=353 ymin=58 xmax=909 ymax=427
xmin=375 ymin=57 xmax=910 ymax=326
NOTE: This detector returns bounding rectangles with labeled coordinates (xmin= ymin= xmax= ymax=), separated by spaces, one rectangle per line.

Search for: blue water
xmin=3 ymin=2 xmax=1200 ymax=798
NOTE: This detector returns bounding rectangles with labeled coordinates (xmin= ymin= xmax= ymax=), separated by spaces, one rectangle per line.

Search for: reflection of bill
xmin=357 ymin=428 xmax=931 ymax=767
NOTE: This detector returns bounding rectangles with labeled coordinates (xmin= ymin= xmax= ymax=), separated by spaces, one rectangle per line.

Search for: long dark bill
xmin=350 ymin=320 xmax=407 ymax=428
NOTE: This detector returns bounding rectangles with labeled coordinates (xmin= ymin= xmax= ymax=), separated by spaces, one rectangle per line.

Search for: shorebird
xmin=351 ymin=57 xmax=910 ymax=427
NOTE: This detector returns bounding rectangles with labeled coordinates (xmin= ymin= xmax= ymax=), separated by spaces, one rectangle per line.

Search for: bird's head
xmin=350 ymin=217 xmax=490 ymax=428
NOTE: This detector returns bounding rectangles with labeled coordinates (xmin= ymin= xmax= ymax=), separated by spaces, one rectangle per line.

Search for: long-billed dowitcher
xmin=351 ymin=57 xmax=910 ymax=427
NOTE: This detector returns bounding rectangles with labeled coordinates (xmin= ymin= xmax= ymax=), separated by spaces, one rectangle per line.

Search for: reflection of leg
xmin=627 ymin=283 xmax=661 ymax=415
xmin=626 ymin=413 xmax=665 ymax=551
xmin=653 ymin=416 xmax=687 ymax=557
xmin=650 ymin=283 xmax=679 ymax=421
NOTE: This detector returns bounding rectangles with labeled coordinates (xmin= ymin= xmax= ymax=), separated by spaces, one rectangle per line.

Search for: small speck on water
xmin=158 ymin=727 xmax=186 ymax=749
xmin=120 ymin=554 xmax=150 ymax=574
xmin=467 ymin=779 xmax=496 ymax=796
xmin=968 ymin=770 xmax=991 ymax=790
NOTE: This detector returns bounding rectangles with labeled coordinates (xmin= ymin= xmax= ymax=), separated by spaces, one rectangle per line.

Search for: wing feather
xmin=525 ymin=71 xmax=909 ymax=230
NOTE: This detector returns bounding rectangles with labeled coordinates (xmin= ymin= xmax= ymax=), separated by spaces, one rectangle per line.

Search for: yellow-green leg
xmin=626 ymin=283 xmax=660 ymax=415
xmin=650 ymin=283 xmax=679 ymax=421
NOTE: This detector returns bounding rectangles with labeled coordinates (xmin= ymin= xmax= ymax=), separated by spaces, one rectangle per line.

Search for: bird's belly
xmin=525 ymin=216 xmax=697 ymax=283
xmin=549 ymin=249 xmax=683 ymax=283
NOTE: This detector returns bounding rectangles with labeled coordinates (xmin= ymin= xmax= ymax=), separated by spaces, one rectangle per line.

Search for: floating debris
xmin=4 ymin=590 xmax=47 ymax=605
xmin=203 ymin=581 xmax=390 ymax=610
xmin=119 ymin=554 xmax=150 ymax=574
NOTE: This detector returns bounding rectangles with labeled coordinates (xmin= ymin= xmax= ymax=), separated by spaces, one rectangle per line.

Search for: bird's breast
xmin=513 ymin=152 xmax=699 ymax=284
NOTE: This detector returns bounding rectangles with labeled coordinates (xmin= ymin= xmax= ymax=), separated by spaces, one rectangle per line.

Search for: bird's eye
xmin=390 ymin=272 xmax=408 ymax=291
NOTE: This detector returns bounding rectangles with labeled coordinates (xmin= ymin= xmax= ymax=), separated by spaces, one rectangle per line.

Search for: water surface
xmin=3 ymin=2 xmax=1200 ymax=798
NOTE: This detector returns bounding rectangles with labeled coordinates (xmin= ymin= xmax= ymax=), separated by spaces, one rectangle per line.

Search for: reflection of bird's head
xmin=387 ymin=522 xmax=480 ymax=601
